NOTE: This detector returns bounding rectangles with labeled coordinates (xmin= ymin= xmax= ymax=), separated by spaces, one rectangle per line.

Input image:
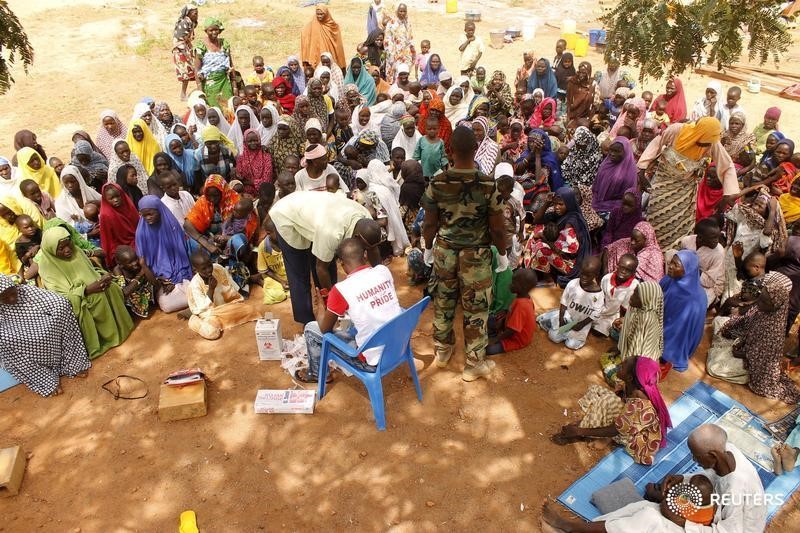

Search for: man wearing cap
xmin=436 ymin=71 xmax=453 ymax=98
xmin=270 ymin=190 xmax=382 ymax=324
xmin=390 ymin=63 xmax=412 ymax=99
xmin=294 ymin=143 xmax=349 ymax=192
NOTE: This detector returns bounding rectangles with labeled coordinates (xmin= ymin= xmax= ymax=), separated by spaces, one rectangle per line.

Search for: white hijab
xmin=206 ymin=107 xmax=230 ymax=136
xmin=313 ymin=65 xmax=340 ymax=104
xmin=261 ymin=104 xmax=280 ymax=146
xmin=55 ymin=165 xmax=102 ymax=224
xmin=228 ymin=105 xmax=269 ymax=153
xmin=444 ymin=85 xmax=470 ymax=127
xmin=391 ymin=125 xmax=421 ymax=161
xmin=362 ymin=160 xmax=409 ymax=254
xmin=186 ymin=102 xmax=209 ymax=143
xmin=131 ymin=102 xmax=167 ymax=145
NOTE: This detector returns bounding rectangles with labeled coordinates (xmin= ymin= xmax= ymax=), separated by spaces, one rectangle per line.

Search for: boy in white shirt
xmin=538 ymin=256 xmax=605 ymax=350
xmin=296 ymin=238 xmax=403 ymax=382
xmin=458 ymin=22 xmax=484 ymax=76
xmin=594 ymin=254 xmax=639 ymax=337
xmin=159 ymin=174 xmax=195 ymax=225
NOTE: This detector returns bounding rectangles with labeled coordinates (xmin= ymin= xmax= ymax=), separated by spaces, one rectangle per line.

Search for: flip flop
xmin=179 ymin=510 xmax=199 ymax=533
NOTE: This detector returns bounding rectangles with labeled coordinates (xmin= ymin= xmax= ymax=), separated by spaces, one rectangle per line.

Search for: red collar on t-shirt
xmin=610 ymin=274 xmax=635 ymax=295
xmin=346 ymin=265 xmax=372 ymax=278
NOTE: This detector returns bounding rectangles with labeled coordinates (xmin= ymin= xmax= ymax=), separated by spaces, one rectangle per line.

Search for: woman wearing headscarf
xmin=135 ymin=195 xmax=193 ymax=313
xmin=305 ymin=78 xmax=333 ymax=133
xmin=383 ymin=3 xmax=414 ymax=82
xmin=606 ymin=221 xmax=664 ymax=283
xmin=650 ymin=78 xmax=687 ymax=123
xmin=126 ymin=119 xmax=161 ymax=176
xmin=602 ymin=189 xmax=643 ymax=246
xmin=514 ymin=129 xmax=563 ymax=195
xmin=753 ymin=107 xmax=782 ymax=157
xmin=0 ymin=156 xmax=18 ymax=198
xmin=271 ymin=74 xmax=296 ymax=115
xmin=553 ymin=356 xmax=671 ymax=465
xmin=206 ymin=107 xmax=229 ymax=137
xmin=130 ymin=101 xmax=168 ymax=146
xmin=473 ymin=116 xmax=499 ymax=175
xmin=618 ymin=281 xmax=664 ymax=362
xmin=482 ymin=70 xmax=513 ymax=120
xmin=12 ymin=130 xmax=47 ymax=168
xmin=163 ymin=133 xmax=198 ymax=189
xmin=380 ymin=101 xmax=406 ymax=148
xmin=416 ymin=96 xmax=452 ymax=155
xmin=500 ymin=118 xmax=527 ymax=163
xmin=443 ymin=86 xmax=470 ymax=128
xmin=362 ymin=160 xmax=409 ymax=255
xmin=107 ymin=140 xmax=149 ymax=195
xmin=524 ymin=186 xmax=591 ymax=285
xmin=15 ymin=147 xmax=61 ymax=198
xmin=529 ymin=97 xmax=557 ymax=130
xmin=364 ymin=30 xmax=386 ymax=75
xmin=269 ymin=116 xmax=305 ymax=175
xmin=155 ymin=103 xmax=183 ymax=135
xmin=691 ymin=81 xmax=724 ymax=122
xmin=71 ymin=131 xmax=103 ymax=158
xmin=720 ymin=272 xmax=800 ymax=403
xmin=320 ymin=52 xmax=345 ymax=97
xmin=301 ymin=6 xmax=346 ymax=69
xmin=259 ymin=103 xmax=280 ymax=146
xmin=419 ymin=53 xmax=445 ymax=87
xmin=55 ymin=165 xmax=102 ymax=227
xmin=554 ymin=52 xmax=576 ymax=109
xmin=638 ymin=117 xmax=738 ymax=248
xmin=721 ymin=111 xmax=756 ymax=163
xmin=660 ymin=250 xmax=706 ymax=372
xmin=0 ymin=195 xmax=44 ymax=274
xmin=227 ymin=105 xmax=267 ymax=154
xmin=344 ymin=57 xmax=377 ymax=107
xmin=566 ymin=61 xmax=595 ymax=125
xmin=193 ymin=17 xmax=235 ymax=108
xmin=285 ymin=56 xmax=307 ymax=96
xmin=172 ymin=4 xmax=199 ymax=101
xmin=592 ymin=137 xmax=639 ymax=214
xmin=236 ymin=129 xmax=273 ymax=195
xmin=38 ymin=226 xmax=133 ymax=359
xmin=526 ymin=58 xmax=558 ymax=98
xmin=183 ymin=175 xmax=242 ymax=257
xmin=99 ymin=183 xmax=139 ymax=267
xmin=115 ymin=164 xmax=143 ymax=209
xmin=561 ymin=126 xmax=602 ymax=188
xmin=609 ymin=97 xmax=647 ymax=139
xmin=71 ymin=140 xmax=108 ymax=187
xmin=392 ymin=115 xmax=421 ymax=161
xmin=368 ymin=65 xmax=390 ymax=96
xmin=0 ymin=274 xmax=92 ymax=397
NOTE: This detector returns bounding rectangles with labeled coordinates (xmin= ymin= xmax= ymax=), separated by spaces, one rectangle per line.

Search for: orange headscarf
xmin=185 ymin=175 xmax=240 ymax=234
xmin=674 ymin=117 xmax=722 ymax=160
xmin=300 ymin=6 xmax=346 ymax=69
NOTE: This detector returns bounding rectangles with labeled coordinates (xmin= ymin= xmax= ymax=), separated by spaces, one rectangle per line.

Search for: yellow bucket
xmin=574 ymin=36 xmax=589 ymax=57
xmin=561 ymin=32 xmax=577 ymax=50
xmin=446 ymin=0 xmax=458 ymax=14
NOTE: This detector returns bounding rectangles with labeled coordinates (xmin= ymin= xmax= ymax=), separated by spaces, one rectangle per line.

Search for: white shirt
xmin=719 ymin=104 xmax=746 ymax=131
xmin=685 ymin=443 xmax=767 ymax=533
xmin=561 ymin=278 xmax=605 ymax=342
xmin=270 ymin=191 xmax=371 ymax=262
xmin=294 ymin=164 xmax=349 ymax=193
xmin=161 ymin=190 xmax=196 ymax=226
xmin=327 ymin=264 xmax=403 ymax=365
xmin=594 ymin=273 xmax=639 ymax=335
xmin=596 ymin=500 xmax=684 ymax=533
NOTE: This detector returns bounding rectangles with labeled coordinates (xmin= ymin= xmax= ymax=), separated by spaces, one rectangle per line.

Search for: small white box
xmin=255 ymin=316 xmax=283 ymax=361
xmin=254 ymin=389 xmax=316 ymax=414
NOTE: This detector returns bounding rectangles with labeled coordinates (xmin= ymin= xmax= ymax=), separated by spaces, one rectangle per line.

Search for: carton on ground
xmin=0 ymin=446 xmax=26 ymax=497
xmin=254 ymin=389 xmax=316 ymax=414
xmin=255 ymin=314 xmax=283 ymax=361
xmin=158 ymin=380 xmax=207 ymax=422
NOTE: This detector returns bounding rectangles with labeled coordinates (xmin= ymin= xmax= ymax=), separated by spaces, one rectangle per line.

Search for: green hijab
xmin=38 ymin=226 xmax=101 ymax=299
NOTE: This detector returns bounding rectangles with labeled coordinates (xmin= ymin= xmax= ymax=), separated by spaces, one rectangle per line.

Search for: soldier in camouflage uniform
xmin=421 ymin=126 xmax=509 ymax=382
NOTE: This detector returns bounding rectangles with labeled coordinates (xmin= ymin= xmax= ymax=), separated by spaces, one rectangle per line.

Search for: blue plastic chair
xmin=317 ymin=296 xmax=430 ymax=430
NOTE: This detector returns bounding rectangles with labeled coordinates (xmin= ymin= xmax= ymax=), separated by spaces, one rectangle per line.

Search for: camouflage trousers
xmin=428 ymin=244 xmax=492 ymax=368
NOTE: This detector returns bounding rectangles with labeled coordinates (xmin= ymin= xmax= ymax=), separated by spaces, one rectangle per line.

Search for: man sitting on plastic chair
xmin=295 ymin=237 xmax=403 ymax=383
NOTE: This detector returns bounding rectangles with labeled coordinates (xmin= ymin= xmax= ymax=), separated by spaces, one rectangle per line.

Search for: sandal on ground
xmin=295 ymin=368 xmax=333 ymax=384
xmin=550 ymin=433 xmax=584 ymax=446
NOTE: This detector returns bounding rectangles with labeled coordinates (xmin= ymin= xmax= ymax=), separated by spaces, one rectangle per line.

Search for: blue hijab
xmin=163 ymin=134 xmax=197 ymax=187
xmin=286 ymin=56 xmax=306 ymax=96
xmin=660 ymin=250 xmax=706 ymax=371
xmin=519 ymin=129 xmax=564 ymax=190
xmin=419 ymin=54 xmax=446 ymax=86
xmin=344 ymin=57 xmax=377 ymax=106
xmin=135 ymin=195 xmax=193 ymax=284
xmin=527 ymin=58 xmax=559 ymax=98
xmin=553 ymin=186 xmax=591 ymax=285
xmin=761 ymin=135 xmax=793 ymax=170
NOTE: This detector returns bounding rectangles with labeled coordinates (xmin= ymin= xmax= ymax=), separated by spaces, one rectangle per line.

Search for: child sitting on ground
xmin=495 ymin=174 xmax=524 ymax=269
xmin=254 ymin=220 xmax=288 ymax=305
xmin=487 ymin=268 xmax=538 ymax=355
xmin=19 ymin=179 xmax=56 ymax=220
xmin=720 ymin=251 xmax=765 ymax=318
xmin=669 ymin=218 xmax=725 ymax=308
xmin=537 ymin=256 xmax=605 ymax=350
xmin=593 ymin=253 xmax=639 ymax=337
xmin=221 ymin=197 xmax=258 ymax=297
xmin=13 ymin=214 xmax=41 ymax=284
xmin=77 ymin=202 xmax=101 ymax=247
xmin=112 ymin=245 xmax=158 ymax=319
xmin=413 ymin=116 xmax=448 ymax=178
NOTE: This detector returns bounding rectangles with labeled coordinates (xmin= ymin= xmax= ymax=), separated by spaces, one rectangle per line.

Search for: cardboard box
xmin=0 ymin=446 xmax=26 ymax=497
xmin=255 ymin=316 xmax=283 ymax=361
xmin=158 ymin=381 xmax=207 ymax=422
xmin=254 ymin=389 xmax=316 ymax=414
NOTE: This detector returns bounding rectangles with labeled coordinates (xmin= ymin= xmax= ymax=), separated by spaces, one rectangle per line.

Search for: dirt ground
xmin=2 ymin=1 xmax=800 ymax=531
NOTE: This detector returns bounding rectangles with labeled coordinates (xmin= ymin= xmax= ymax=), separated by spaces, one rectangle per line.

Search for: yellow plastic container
xmin=446 ymin=0 xmax=458 ymax=14
xmin=561 ymin=32 xmax=577 ymax=50
xmin=574 ymin=36 xmax=589 ymax=57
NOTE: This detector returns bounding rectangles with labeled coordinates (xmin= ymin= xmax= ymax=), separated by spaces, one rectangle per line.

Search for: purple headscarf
xmin=634 ymin=357 xmax=672 ymax=448
xmin=135 ymin=195 xmax=192 ymax=284
xmin=601 ymin=187 xmax=643 ymax=247
xmin=592 ymin=137 xmax=638 ymax=212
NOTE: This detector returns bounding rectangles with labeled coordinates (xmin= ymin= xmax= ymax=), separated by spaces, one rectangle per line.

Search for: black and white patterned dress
xmin=0 ymin=275 xmax=91 ymax=396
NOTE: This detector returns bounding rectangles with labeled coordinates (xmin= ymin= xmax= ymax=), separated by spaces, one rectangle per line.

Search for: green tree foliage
xmin=601 ymin=0 xmax=792 ymax=81
xmin=0 ymin=0 xmax=34 ymax=95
